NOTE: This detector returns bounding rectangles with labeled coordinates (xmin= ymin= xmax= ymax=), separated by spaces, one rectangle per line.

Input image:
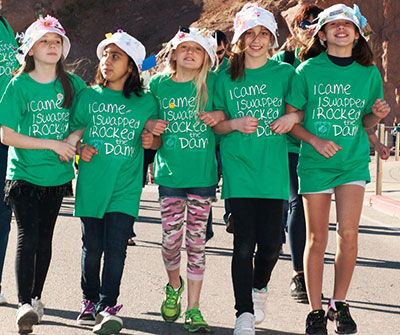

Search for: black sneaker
xmin=305 ymin=309 xmax=327 ymax=335
xmin=327 ymin=301 xmax=357 ymax=334
xmin=290 ymin=273 xmax=308 ymax=303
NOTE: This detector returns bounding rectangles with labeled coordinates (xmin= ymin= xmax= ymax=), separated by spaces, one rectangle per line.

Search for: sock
xmin=329 ymin=298 xmax=346 ymax=311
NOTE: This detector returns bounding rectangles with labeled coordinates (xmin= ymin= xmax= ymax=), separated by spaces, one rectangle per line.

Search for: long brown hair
xmin=300 ymin=25 xmax=374 ymax=67
xmin=14 ymin=55 xmax=76 ymax=109
xmin=229 ymin=34 xmax=246 ymax=81
xmin=95 ymin=58 xmax=143 ymax=98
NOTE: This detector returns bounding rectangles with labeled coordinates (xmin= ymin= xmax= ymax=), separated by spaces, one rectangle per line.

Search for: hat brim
xmin=232 ymin=23 xmax=279 ymax=48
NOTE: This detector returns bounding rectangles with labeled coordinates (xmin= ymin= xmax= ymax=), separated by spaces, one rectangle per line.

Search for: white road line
xmin=361 ymin=214 xmax=400 ymax=232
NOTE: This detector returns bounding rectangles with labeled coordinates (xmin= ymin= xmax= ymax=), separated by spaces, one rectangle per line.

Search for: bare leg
xmin=303 ymin=193 xmax=332 ymax=311
xmin=187 ymin=279 xmax=203 ymax=310
xmin=333 ymin=184 xmax=364 ymax=300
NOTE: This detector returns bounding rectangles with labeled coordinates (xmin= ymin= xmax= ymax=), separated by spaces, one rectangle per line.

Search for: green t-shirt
xmin=0 ymin=72 xmax=86 ymax=186
xmin=214 ymin=59 xmax=294 ymax=199
xmin=215 ymin=57 xmax=230 ymax=74
xmin=0 ymin=18 xmax=18 ymax=95
xmin=149 ymin=73 xmax=218 ymax=188
xmin=286 ymin=52 xmax=384 ymax=193
xmin=272 ymin=49 xmax=302 ymax=153
xmin=70 ymin=86 xmax=157 ymax=219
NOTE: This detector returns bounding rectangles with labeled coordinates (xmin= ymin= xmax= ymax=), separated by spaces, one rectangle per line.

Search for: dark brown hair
xmin=228 ymin=34 xmax=246 ymax=81
xmin=279 ymin=4 xmax=323 ymax=52
xmin=95 ymin=58 xmax=143 ymax=98
xmin=14 ymin=55 xmax=76 ymax=109
xmin=300 ymin=25 xmax=374 ymax=67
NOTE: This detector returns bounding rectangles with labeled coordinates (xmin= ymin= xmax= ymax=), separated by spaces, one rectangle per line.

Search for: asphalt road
xmin=0 ymin=183 xmax=399 ymax=334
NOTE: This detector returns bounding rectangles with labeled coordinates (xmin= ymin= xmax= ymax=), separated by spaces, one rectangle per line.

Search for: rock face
xmin=1 ymin=0 xmax=398 ymax=121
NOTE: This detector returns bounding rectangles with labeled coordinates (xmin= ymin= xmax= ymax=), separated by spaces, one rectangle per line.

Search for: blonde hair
xmin=164 ymin=47 xmax=211 ymax=113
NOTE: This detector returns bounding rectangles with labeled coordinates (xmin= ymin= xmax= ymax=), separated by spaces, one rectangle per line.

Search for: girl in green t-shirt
xmin=0 ymin=15 xmax=19 ymax=307
xmin=212 ymin=4 xmax=295 ymax=334
xmin=276 ymin=4 xmax=391 ymax=335
xmin=66 ymin=31 xmax=161 ymax=335
xmin=148 ymin=27 xmax=224 ymax=333
xmin=0 ymin=15 xmax=85 ymax=334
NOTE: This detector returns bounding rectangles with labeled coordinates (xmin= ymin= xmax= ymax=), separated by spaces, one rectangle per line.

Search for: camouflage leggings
xmin=161 ymin=195 xmax=211 ymax=281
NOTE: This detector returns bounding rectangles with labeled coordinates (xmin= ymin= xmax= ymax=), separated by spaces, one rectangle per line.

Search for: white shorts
xmin=302 ymin=180 xmax=366 ymax=195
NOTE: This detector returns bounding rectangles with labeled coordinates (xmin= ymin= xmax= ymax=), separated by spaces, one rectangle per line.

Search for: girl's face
xmin=100 ymin=43 xmax=133 ymax=90
xmin=243 ymin=25 xmax=272 ymax=60
xmin=28 ymin=33 xmax=62 ymax=65
xmin=172 ymin=41 xmax=205 ymax=72
xmin=296 ymin=14 xmax=316 ymax=44
xmin=318 ymin=19 xmax=359 ymax=49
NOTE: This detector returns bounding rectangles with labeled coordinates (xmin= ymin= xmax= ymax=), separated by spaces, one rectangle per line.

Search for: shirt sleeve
xmin=364 ymin=66 xmax=384 ymax=116
xmin=285 ymin=66 xmax=308 ymax=110
xmin=213 ymin=73 xmax=228 ymax=112
xmin=0 ymin=78 xmax=24 ymax=130
xmin=69 ymin=89 xmax=90 ymax=131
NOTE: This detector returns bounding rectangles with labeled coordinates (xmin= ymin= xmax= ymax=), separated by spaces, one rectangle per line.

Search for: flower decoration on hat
xmin=353 ymin=4 xmax=367 ymax=29
xmin=38 ymin=15 xmax=65 ymax=34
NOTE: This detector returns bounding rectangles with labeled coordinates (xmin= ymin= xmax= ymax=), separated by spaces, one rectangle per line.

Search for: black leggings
xmin=229 ymin=198 xmax=283 ymax=317
xmin=9 ymin=184 xmax=64 ymax=304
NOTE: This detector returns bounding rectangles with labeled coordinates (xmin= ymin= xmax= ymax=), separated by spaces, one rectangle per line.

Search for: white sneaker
xmin=31 ymin=298 xmax=45 ymax=323
xmin=93 ymin=305 xmax=123 ymax=335
xmin=16 ymin=303 xmax=39 ymax=334
xmin=252 ymin=287 xmax=268 ymax=324
xmin=0 ymin=292 xmax=7 ymax=305
xmin=233 ymin=312 xmax=255 ymax=335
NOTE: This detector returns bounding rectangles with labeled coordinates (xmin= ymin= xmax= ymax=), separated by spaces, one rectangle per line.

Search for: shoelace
xmin=103 ymin=304 xmax=123 ymax=315
xmin=165 ymin=286 xmax=179 ymax=305
xmin=82 ymin=300 xmax=95 ymax=314
xmin=337 ymin=304 xmax=353 ymax=323
xmin=185 ymin=307 xmax=205 ymax=323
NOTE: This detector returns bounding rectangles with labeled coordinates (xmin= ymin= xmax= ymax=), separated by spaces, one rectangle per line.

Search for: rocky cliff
xmin=1 ymin=0 xmax=399 ymax=121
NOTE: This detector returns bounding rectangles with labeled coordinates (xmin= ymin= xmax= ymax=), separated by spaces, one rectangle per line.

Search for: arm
xmin=366 ymin=128 xmax=390 ymax=160
xmin=66 ymin=129 xmax=85 ymax=147
xmin=362 ymin=98 xmax=391 ymax=128
xmin=199 ymin=110 xmax=228 ymax=127
xmin=1 ymin=125 xmax=76 ymax=162
xmin=212 ymin=116 xmax=259 ymax=135
xmin=269 ymin=104 xmax=304 ymax=135
xmin=289 ymin=123 xmax=342 ymax=159
xmin=144 ymin=119 xmax=169 ymax=136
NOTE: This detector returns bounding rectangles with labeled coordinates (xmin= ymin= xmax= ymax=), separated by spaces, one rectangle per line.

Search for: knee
xmin=234 ymin=241 xmax=255 ymax=261
xmin=307 ymin=234 xmax=328 ymax=255
xmin=337 ymin=227 xmax=358 ymax=249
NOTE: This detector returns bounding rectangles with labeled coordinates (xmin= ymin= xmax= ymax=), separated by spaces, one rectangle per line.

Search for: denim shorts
xmin=158 ymin=185 xmax=217 ymax=201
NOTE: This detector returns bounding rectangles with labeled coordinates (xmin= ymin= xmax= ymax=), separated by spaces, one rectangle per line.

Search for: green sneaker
xmin=183 ymin=303 xmax=210 ymax=333
xmin=161 ymin=277 xmax=184 ymax=322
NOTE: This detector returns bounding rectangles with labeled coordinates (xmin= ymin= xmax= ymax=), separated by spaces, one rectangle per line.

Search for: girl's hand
xmin=145 ymin=119 xmax=169 ymax=136
xmin=310 ymin=137 xmax=342 ymax=158
xmin=270 ymin=113 xmax=298 ymax=135
xmin=199 ymin=110 xmax=227 ymax=127
xmin=141 ymin=129 xmax=154 ymax=149
xmin=80 ymin=145 xmax=98 ymax=162
xmin=53 ymin=140 xmax=76 ymax=162
xmin=232 ymin=116 xmax=259 ymax=134
xmin=375 ymin=142 xmax=390 ymax=160
xmin=372 ymin=99 xmax=391 ymax=120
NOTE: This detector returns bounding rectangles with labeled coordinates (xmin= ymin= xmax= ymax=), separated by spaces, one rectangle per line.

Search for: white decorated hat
xmin=97 ymin=30 xmax=146 ymax=73
xmin=16 ymin=15 xmax=70 ymax=65
xmin=312 ymin=4 xmax=370 ymax=40
xmin=232 ymin=3 xmax=279 ymax=48
xmin=167 ymin=27 xmax=218 ymax=68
